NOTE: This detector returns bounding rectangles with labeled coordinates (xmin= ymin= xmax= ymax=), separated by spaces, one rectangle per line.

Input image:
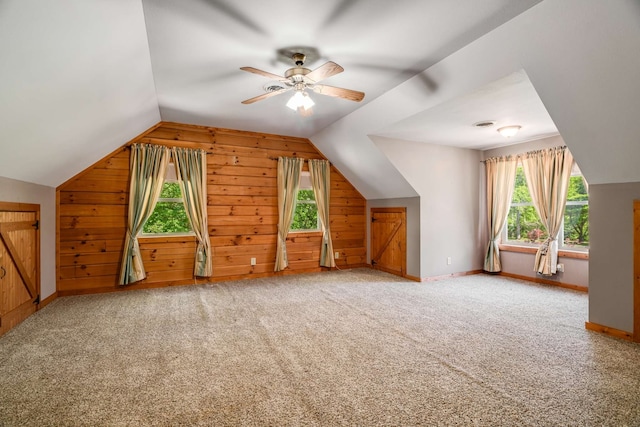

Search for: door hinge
xmin=32 ymin=220 xmax=39 ymax=230
xmin=34 ymin=295 xmax=40 ymax=305
xmin=371 ymin=260 xmax=377 ymax=265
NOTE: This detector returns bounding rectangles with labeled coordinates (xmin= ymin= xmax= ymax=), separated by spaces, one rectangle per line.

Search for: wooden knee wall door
xmin=370 ymin=207 xmax=406 ymax=277
xmin=0 ymin=202 xmax=40 ymax=337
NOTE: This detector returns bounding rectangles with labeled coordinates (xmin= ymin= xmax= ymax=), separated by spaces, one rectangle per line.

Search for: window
xmin=290 ymin=172 xmax=320 ymax=232
xmin=142 ymin=164 xmax=193 ymax=235
xmin=504 ymin=164 xmax=588 ymax=250
xmin=506 ymin=166 xmax=546 ymax=245
xmin=563 ymin=169 xmax=589 ymax=249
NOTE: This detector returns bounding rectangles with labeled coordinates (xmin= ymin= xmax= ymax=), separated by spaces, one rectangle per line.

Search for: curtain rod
xmin=128 ymin=145 xmax=330 ymax=164
xmin=268 ymin=156 xmax=331 ymax=165
xmin=481 ymin=145 xmax=568 ymax=163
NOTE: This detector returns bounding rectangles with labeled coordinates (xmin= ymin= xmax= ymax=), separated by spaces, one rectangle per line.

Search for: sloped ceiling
xmin=0 ymin=0 xmax=160 ymax=187
xmin=312 ymin=0 xmax=640 ymax=198
xmin=2 ymin=0 xmax=639 ymax=198
xmin=141 ymin=0 xmax=541 ymax=138
xmin=0 ymin=0 xmax=541 ymax=190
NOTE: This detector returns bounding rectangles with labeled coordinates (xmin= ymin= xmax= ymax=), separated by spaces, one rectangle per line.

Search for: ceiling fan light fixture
xmin=497 ymin=125 xmax=521 ymax=138
xmin=301 ymin=92 xmax=314 ymax=110
xmin=240 ymin=53 xmax=364 ymax=108
xmin=286 ymin=90 xmax=314 ymax=111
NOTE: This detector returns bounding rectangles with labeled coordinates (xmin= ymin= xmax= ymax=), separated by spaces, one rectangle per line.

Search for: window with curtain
xmin=504 ymin=163 xmax=589 ymax=250
xmin=275 ymin=156 xmax=304 ymax=272
xmin=119 ymin=143 xmax=171 ymax=285
xmin=142 ymin=164 xmax=194 ymax=235
xmin=290 ymin=171 xmax=320 ymax=232
xmin=172 ymin=146 xmax=212 ymax=277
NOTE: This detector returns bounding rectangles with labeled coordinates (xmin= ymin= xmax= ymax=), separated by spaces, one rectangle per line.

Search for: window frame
xmin=289 ymin=171 xmax=321 ymax=233
xmin=140 ymin=166 xmax=195 ymax=238
xmin=501 ymin=163 xmax=589 ymax=253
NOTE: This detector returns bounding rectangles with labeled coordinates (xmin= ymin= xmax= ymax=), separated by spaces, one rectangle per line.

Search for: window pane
xmin=160 ymin=182 xmax=182 ymax=198
xmin=143 ymin=202 xmax=191 ymax=233
xmin=566 ymin=175 xmax=588 ymax=201
xmin=143 ymin=182 xmax=192 ymax=234
xmin=291 ymin=190 xmax=318 ymax=231
xmin=505 ymin=166 xmax=589 ymax=249
xmin=511 ymin=167 xmax=532 ymax=204
xmin=563 ymin=204 xmax=589 ymax=248
xmin=506 ymin=205 xmax=546 ymax=243
xmin=506 ymin=167 xmax=545 ymax=244
xmin=297 ymin=189 xmax=315 ymax=201
xmin=563 ymin=175 xmax=589 ymax=248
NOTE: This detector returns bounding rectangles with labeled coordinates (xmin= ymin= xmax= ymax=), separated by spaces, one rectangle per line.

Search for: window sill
xmin=287 ymin=230 xmax=322 ymax=241
xmin=288 ymin=230 xmax=322 ymax=236
xmin=138 ymin=234 xmax=197 ymax=243
xmin=499 ymin=244 xmax=589 ymax=260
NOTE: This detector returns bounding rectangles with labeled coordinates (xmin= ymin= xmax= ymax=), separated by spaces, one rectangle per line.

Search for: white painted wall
xmin=372 ymin=137 xmax=483 ymax=278
xmin=0 ymin=177 xmax=56 ymax=300
xmin=501 ymin=251 xmax=588 ymax=289
xmin=588 ymin=183 xmax=640 ymax=333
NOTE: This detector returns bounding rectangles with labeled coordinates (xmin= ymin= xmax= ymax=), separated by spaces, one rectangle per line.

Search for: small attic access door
xmin=0 ymin=202 xmax=40 ymax=337
xmin=370 ymin=207 xmax=406 ymax=278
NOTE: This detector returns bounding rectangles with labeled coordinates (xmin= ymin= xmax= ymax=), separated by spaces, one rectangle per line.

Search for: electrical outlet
xmin=334 ymin=251 xmax=340 ymax=259
xmin=556 ymin=263 xmax=564 ymax=272
xmin=447 ymin=257 xmax=452 ymax=265
xmin=250 ymin=257 xmax=256 ymax=266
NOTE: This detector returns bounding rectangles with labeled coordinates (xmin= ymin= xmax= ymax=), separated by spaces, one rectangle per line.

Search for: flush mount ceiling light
xmin=497 ymin=125 xmax=521 ymax=138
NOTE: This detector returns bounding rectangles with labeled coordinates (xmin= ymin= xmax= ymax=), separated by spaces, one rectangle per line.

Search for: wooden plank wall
xmin=57 ymin=122 xmax=366 ymax=295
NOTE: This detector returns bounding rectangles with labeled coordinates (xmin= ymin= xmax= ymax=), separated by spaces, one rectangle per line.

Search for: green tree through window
xmin=505 ymin=165 xmax=588 ymax=248
xmin=564 ymin=175 xmax=589 ymax=247
xmin=507 ymin=167 xmax=545 ymax=243
xmin=291 ymin=189 xmax=319 ymax=231
xmin=143 ymin=182 xmax=192 ymax=234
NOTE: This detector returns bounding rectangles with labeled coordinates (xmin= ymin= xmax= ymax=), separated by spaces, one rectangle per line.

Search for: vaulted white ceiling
xmin=1 ymin=0 xmax=640 ymax=200
xmin=0 ymin=0 xmax=541 ymax=190
xmin=141 ymin=0 xmax=542 ymax=138
xmin=375 ymin=70 xmax=559 ymax=151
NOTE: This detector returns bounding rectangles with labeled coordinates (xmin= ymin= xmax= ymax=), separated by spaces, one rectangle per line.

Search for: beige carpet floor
xmin=1 ymin=268 xmax=640 ymax=426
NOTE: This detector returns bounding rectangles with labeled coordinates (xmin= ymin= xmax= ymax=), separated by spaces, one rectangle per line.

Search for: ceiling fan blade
xmin=240 ymin=67 xmax=287 ymax=81
xmin=241 ymin=88 xmax=291 ymax=104
xmin=312 ymin=85 xmax=365 ymax=102
xmin=305 ymin=61 xmax=344 ymax=83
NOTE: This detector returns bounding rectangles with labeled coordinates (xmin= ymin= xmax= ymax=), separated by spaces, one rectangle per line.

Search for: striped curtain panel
xmin=275 ymin=156 xmax=304 ymax=272
xmin=172 ymin=147 xmax=213 ymax=277
xmin=308 ymin=159 xmax=336 ymax=268
xmin=521 ymin=146 xmax=574 ymax=275
xmin=484 ymin=155 xmax=517 ymax=272
xmin=119 ymin=144 xmax=170 ymax=285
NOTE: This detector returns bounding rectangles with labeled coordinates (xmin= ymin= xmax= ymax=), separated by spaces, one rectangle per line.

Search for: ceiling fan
xmin=240 ymin=53 xmax=365 ymax=114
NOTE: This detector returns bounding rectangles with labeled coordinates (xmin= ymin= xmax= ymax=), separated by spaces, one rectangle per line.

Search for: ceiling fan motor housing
xmin=285 ymin=67 xmax=312 ymax=82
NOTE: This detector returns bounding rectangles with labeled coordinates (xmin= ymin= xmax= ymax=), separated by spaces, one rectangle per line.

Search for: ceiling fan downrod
xmin=292 ymin=53 xmax=306 ymax=67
